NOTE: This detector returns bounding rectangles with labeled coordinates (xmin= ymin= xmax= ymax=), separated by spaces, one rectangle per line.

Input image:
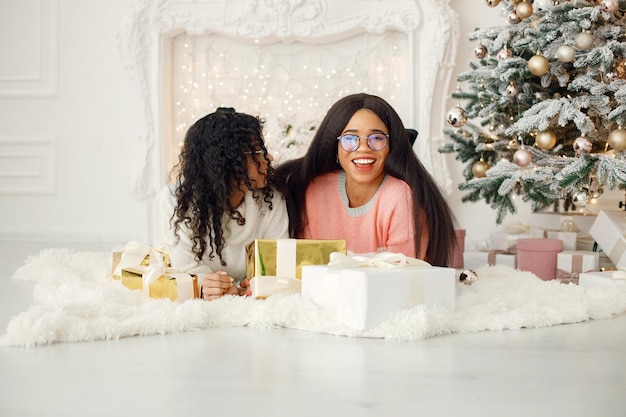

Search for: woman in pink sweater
xmin=277 ymin=93 xmax=456 ymax=266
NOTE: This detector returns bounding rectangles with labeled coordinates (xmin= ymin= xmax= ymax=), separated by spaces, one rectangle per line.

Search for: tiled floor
xmin=1 ymin=241 xmax=625 ymax=417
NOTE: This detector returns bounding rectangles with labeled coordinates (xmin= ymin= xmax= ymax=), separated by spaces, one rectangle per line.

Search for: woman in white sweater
xmin=159 ymin=108 xmax=289 ymax=300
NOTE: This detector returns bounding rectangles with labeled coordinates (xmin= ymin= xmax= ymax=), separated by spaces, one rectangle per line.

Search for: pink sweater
xmin=302 ymin=171 xmax=417 ymax=257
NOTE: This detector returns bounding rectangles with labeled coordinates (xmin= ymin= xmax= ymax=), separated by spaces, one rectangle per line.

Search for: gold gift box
xmin=121 ymin=266 xmax=199 ymax=301
xmin=246 ymin=239 xmax=346 ymax=280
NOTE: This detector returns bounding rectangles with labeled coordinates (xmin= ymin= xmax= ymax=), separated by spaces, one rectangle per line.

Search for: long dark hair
xmin=277 ymin=93 xmax=457 ymax=266
xmin=170 ymin=107 xmax=276 ymax=265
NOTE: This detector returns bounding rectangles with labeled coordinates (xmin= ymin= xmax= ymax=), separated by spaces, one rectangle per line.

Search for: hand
xmin=238 ymin=278 xmax=252 ymax=297
xmin=200 ymin=271 xmax=234 ymax=301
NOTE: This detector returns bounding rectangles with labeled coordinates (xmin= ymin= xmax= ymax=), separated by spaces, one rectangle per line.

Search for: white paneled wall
xmin=0 ymin=0 xmax=621 ymax=250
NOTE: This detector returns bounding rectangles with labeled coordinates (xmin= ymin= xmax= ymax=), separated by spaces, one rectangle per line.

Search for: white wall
xmin=0 ymin=0 xmax=148 ymax=246
xmin=0 ymin=0 xmax=618 ymax=250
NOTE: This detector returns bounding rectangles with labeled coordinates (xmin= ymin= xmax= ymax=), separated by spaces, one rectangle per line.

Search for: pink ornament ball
xmin=513 ymin=148 xmax=532 ymax=167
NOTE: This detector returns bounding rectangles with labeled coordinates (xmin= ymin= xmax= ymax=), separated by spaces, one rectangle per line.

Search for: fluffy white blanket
xmin=2 ymin=249 xmax=626 ymax=347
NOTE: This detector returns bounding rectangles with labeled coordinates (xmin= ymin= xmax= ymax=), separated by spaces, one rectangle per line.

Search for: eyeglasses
xmin=337 ymin=133 xmax=389 ymax=152
xmin=244 ymin=150 xmax=264 ymax=155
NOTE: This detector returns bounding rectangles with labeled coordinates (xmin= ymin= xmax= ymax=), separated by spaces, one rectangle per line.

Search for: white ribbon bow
xmin=327 ymin=251 xmax=431 ymax=269
xmin=612 ymin=270 xmax=626 ymax=281
xmin=113 ymin=241 xmax=194 ymax=299
xmin=500 ymin=222 xmax=530 ymax=234
xmin=112 ymin=241 xmax=168 ymax=278
xmin=141 ymin=257 xmax=168 ymax=296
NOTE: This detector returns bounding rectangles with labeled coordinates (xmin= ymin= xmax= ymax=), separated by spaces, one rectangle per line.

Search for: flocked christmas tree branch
xmin=440 ymin=0 xmax=626 ymax=222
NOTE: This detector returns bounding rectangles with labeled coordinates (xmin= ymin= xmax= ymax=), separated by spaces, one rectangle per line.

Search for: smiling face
xmin=337 ymin=108 xmax=390 ymax=189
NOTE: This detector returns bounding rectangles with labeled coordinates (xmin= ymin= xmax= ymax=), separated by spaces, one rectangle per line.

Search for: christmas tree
xmin=439 ymin=0 xmax=626 ymax=223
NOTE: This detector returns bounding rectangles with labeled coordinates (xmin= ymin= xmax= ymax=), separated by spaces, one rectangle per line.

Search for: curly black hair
xmin=170 ymin=107 xmax=276 ymax=266
xmin=277 ymin=94 xmax=457 ymax=267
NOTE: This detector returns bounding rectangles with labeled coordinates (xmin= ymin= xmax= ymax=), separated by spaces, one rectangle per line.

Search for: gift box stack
xmin=246 ymin=239 xmax=457 ymax=331
xmin=579 ymin=210 xmax=626 ymax=288
xmin=245 ymin=238 xmax=347 ymax=298
xmin=112 ymin=242 xmax=199 ymax=302
xmin=463 ymin=212 xmax=604 ymax=283
xmin=463 ymin=223 xmax=527 ymax=271
xmin=517 ymin=212 xmax=602 ymax=283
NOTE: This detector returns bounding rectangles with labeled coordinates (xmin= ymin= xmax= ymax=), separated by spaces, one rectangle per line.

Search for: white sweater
xmin=158 ymin=184 xmax=289 ymax=282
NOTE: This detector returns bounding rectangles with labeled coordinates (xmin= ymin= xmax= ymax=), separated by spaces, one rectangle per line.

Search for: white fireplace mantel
xmin=117 ymin=0 xmax=459 ymax=202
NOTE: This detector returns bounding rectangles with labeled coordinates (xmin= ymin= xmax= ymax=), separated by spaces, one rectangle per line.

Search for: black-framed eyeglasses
xmin=337 ymin=133 xmax=388 ymax=152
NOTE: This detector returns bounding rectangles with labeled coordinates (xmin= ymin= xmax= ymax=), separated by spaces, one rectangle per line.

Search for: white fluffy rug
xmin=2 ymin=248 xmax=626 ymax=347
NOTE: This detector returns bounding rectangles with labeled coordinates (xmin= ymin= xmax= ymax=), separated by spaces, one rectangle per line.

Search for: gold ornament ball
xmin=557 ymin=45 xmax=575 ymax=63
xmin=608 ymin=128 xmax=626 ymax=151
xmin=528 ymin=54 xmax=550 ymax=76
xmin=535 ymin=130 xmax=557 ymax=150
xmin=485 ymin=0 xmax=501 ymax=7
xmin=529 ymin=18 xmax=541 ymax=29
xmin=575 ymin=32 xmax=594 ymax=51
xmin=497 ymin=48 xmax=513 ymax=61
xmin=516 ymin=2 xmax=534 ymax=19
xmin=472 ymin=160 xmax=490 ymax=178
xmin=616 ymin=61 xmax=626 ymax=79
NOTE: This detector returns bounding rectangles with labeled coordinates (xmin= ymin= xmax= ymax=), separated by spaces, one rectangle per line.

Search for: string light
xmin=167 ymin=31 xmax=410 ymax=168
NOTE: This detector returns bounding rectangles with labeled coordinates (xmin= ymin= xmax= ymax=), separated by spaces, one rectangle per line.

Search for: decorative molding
xmin=117 ymin=0 xmax=458 ymax=200
xmin=0 ymin=136 xmax=58 ymax=195
xmin=0 ymin=0 xmax=59 ymax=97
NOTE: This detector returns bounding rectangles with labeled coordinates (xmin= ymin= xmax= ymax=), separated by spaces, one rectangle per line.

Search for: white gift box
xmin=530 ymin=227 xmax=578 ymax=251
xmin=556 ymin=251 xmax=599 ymax=282
xmin=589 ymin=210 xmax=626 ymax=270
xmin=530 ymin=213 xmax=596 ymax=235
xmin=301 ymin=258 xmax=455 ymax=331
xmin=578 ymin=270 xmax=626 ymax=289
xmin=530 ymin=213 xmax=596 ymax=250
xmin=463 ymin=250 xmax=517 ymax=270
xmin=489 ymin=231 xmax=530 ymax=252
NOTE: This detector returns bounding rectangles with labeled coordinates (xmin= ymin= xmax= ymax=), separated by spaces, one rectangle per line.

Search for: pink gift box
xmin=516 ymin=238 xmax=563 ymax=281
xmin=530 ymin=227 xmax=577 ymax=251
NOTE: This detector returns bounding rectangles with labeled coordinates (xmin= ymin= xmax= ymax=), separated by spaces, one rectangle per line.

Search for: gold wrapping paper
xmin=246 ymin=239 xmax=347 ymax=280
xmin=112 ymin=251 xmax=122 ymax=278
xmin=121 ymin=267 xmax=199 ymax=301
